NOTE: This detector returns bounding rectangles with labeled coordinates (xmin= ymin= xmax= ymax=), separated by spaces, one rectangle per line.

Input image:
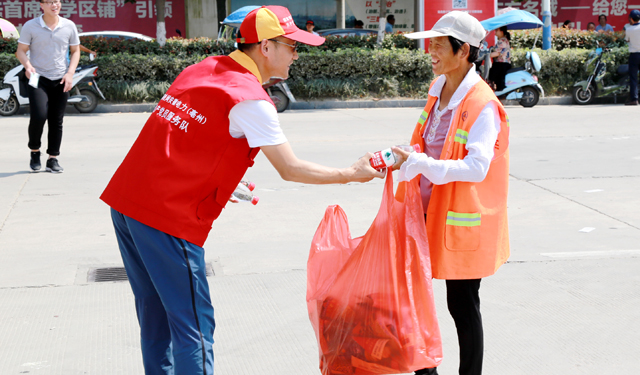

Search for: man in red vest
xmin=394 ymin=11 xmax=510 ymax=375
xmin=100 ymin=6 xmax=383 ymax=375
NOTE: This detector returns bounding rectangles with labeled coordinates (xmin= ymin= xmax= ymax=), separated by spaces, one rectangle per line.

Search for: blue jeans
xmin=111 ymin=208 xmax=215 ymax=375
xmin=630 ymin=52 xmax=640 ymax=101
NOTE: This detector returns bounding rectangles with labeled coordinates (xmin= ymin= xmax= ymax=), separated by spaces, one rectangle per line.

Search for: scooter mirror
xmin=262 ymin=77 xmax=285 ymax=89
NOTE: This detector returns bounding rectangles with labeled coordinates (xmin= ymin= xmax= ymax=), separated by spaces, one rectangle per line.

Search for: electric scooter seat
xmin=617 ymin=64 xmax=629 ymax=75
xmin=507 ymin=67 xmax=525 ymax=74
xmin=75 ymin=64 xmax=98 ymax=73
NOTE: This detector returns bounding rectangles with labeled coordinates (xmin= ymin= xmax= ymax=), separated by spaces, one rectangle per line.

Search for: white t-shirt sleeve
xmin=228 ymin=100 xmax=287 ymax=148
xmin=17 ymin=22 xmax=32 ymax=45
xmin=69 ymin=21 xmax=80 ymax=46
xmin=398 ymin=101 xmax=501 ymax=184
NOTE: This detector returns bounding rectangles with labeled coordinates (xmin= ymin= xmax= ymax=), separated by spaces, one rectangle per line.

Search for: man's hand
xmin=348 ymin=153 xmax=386 ymax=182
xmin=24 ymin=67 xmax=36 ymax=79
xmin=391 ymin=147 xmax=411 ymax=171
xmin=60 ymin=72 xmax=74 ymax=92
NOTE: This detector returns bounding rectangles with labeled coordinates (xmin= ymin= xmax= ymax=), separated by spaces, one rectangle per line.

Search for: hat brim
xmin=404 ymin=30 xmax=449 ymax=40
xmin=285 ymin=29 xmax=325 ymax=46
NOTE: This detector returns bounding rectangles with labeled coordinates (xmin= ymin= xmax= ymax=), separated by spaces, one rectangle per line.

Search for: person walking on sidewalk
xmin=396 ymin=11 xmax=510 ymax=375
xmin=15 ymin=0 xmax=80 ymax=173
xmin=625 ymin=10 xmax=640 ymax=106
xmin=100 ymin=5 xmax=384 ymax=375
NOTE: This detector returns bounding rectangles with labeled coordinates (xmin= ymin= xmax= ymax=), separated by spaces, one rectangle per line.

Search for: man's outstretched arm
xmin=261 ymin=142 xmax=385 ymax=184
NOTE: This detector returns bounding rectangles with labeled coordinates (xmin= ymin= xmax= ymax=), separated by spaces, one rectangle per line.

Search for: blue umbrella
xmin=222 ymin=5 xmax=260 ymax=27
xmin=480 ymin=10 xmax=543 ymax=31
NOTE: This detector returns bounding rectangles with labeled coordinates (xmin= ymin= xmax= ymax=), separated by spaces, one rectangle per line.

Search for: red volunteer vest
xmin=403 ymin=79 xmax=510 ymax=280
xmin=100 ymin=53 xmax=273 ymax=247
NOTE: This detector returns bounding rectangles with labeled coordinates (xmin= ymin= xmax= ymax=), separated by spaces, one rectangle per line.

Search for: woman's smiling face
xmin=428 ymin=36 xmax=461 ymax=76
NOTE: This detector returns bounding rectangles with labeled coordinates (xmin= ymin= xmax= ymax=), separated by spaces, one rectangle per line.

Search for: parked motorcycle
xmin=479 ymin=9 xmax=545 ymax=108
xmin=572 ymin=47 xmax=629 ymax=105
xmin=0 ymin=64 xmax=105 ymax=116
xmin=262 ymin=77 xmax=296 ymax=113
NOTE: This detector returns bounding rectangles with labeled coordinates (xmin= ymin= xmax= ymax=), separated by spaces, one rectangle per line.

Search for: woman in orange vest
xmin=393 ymin=11 xmax=510 ymax=375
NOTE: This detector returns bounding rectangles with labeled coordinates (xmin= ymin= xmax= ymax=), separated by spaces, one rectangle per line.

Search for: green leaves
xmin=1 ymin=31 xmax=631 ymax=102
xmin=511 ymin=29 xmax=628 ymax=50
xmin=290 ymin=48 xmax=433 ymax=81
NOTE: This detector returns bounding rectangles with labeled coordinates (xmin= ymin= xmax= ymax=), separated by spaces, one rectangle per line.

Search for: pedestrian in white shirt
xmin=625 ymin=10 xmax=640 ymax=105
xmin=16 ymin=0 xmax=80 ymax=173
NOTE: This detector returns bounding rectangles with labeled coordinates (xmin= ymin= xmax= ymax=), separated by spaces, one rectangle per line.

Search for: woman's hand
xmin=391 ymin=147 xmax=411 ymax=170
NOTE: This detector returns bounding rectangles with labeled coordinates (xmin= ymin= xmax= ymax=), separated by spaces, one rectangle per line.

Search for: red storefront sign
xmin=498 ymin=0 xmax=637 ymax=31
xmin=0 ymin=0 xmax=185 ymax=38
xmin=422 ymin=0 xmax=496 ymax=48
xmin=424 ymin=0 xmax=496 ymax=29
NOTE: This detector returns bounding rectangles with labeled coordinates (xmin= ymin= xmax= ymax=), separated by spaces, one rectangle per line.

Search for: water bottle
xmin=239 ymin=180 xmax=255 ymax=191
xmin=230 ymin=181 xmax=259 ymax=205
xmin=370 ymin=144 xmax=421 ymax=170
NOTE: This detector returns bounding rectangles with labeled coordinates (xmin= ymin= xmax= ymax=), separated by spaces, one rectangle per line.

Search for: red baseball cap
xmin=237 ymin=5 xmax=325 ymax=46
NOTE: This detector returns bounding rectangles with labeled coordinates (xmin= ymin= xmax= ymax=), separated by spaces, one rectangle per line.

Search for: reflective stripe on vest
xmin=418 ymin=110 xmax=429 ymax=125
xmin=454 ymin=129 xmax=469 ymax=145
xmin=446 ymin=211 xmax=481 ymax=227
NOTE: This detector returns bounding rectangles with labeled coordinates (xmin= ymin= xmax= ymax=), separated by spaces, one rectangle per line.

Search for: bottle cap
xmin=412 ymin=144 xmax=421 ymax=153
xmin=251 ymin=196 xmax=259 ymax=205
xmin=247 ymin=181 xmax=256 ymax=191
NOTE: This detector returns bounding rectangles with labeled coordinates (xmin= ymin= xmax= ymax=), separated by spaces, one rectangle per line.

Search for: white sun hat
xmin=405 ymin=11 xmax=486 ymax=48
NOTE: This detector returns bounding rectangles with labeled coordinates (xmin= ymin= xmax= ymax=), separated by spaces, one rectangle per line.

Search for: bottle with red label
xmin=370 ymin=144 xmax=421 ymax=170
xmin=230 ymin=180 xmax=259 ymax=205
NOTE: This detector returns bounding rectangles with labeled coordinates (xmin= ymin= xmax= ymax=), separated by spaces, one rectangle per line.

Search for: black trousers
xmin=27 ymin=76 xmax=69 ymax=156
xmin=629 ymin=52 xmax=640 ymax=101
xmin=489 ymin=62 xmax=511 ymax=91
xmin=416 ymin=279 xmax=483 ymax=375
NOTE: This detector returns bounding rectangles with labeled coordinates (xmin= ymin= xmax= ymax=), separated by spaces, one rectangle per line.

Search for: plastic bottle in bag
xmin=370 ymin=144 xmax=421 ymax=170
xmin=230 ymin=181 xmax=259 ymax=205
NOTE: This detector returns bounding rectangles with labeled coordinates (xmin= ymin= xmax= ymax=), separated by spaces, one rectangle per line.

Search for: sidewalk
xmin=1 ymin=106 xmax=638 ymax=374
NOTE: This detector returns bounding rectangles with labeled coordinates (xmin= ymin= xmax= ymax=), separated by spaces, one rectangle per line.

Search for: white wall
xmin=185 ymin=0 xmax=219 ymax=38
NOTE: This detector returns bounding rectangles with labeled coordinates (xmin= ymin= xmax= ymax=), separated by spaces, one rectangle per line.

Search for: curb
xmin=289 ymin=96 xmax=576 ymax=110
xmin=11 ymin=95 xmax=626 ymax=116
xmin=93 ymin=97 xmax=576 ymax=113
xmin=83 ymin=103 xmax=157 ymax=114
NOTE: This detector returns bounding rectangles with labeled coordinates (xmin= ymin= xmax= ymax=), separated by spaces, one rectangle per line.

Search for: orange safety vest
xmin=406 ymin=79 xmax=510 ymax=280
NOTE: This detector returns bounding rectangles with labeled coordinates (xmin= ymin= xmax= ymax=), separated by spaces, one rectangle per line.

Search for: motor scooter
xmin=0 ymin=64 xmax=105 ymax=116
xmin=479 ymin=9 xmax=545 ymax=108
xmin=262 ymin=77 xmax=296 ymax=113
xmin=572 ymin=47 xmax=629 ymax=105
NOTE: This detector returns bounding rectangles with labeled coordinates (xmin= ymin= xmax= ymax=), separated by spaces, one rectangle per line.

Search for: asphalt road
xmin=0 ymin=104 xmax=638 ymax=374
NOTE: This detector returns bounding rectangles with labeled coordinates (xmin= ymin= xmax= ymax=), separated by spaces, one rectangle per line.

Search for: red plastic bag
xmin=307 ymin=170 xmax=442 ymax=375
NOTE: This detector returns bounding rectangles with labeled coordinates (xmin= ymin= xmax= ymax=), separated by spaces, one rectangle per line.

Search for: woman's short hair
xmin=448 ymin=36 xmax=480 ymax=63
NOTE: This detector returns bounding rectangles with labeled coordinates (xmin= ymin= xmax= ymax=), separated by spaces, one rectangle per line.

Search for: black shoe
xmin=30 ymin=151 xmax=41 ymax=171
xmin=625 ymin=100 xmax=638 ymax=106
xmin=46 ymin=158 xmax=64 ymax=173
